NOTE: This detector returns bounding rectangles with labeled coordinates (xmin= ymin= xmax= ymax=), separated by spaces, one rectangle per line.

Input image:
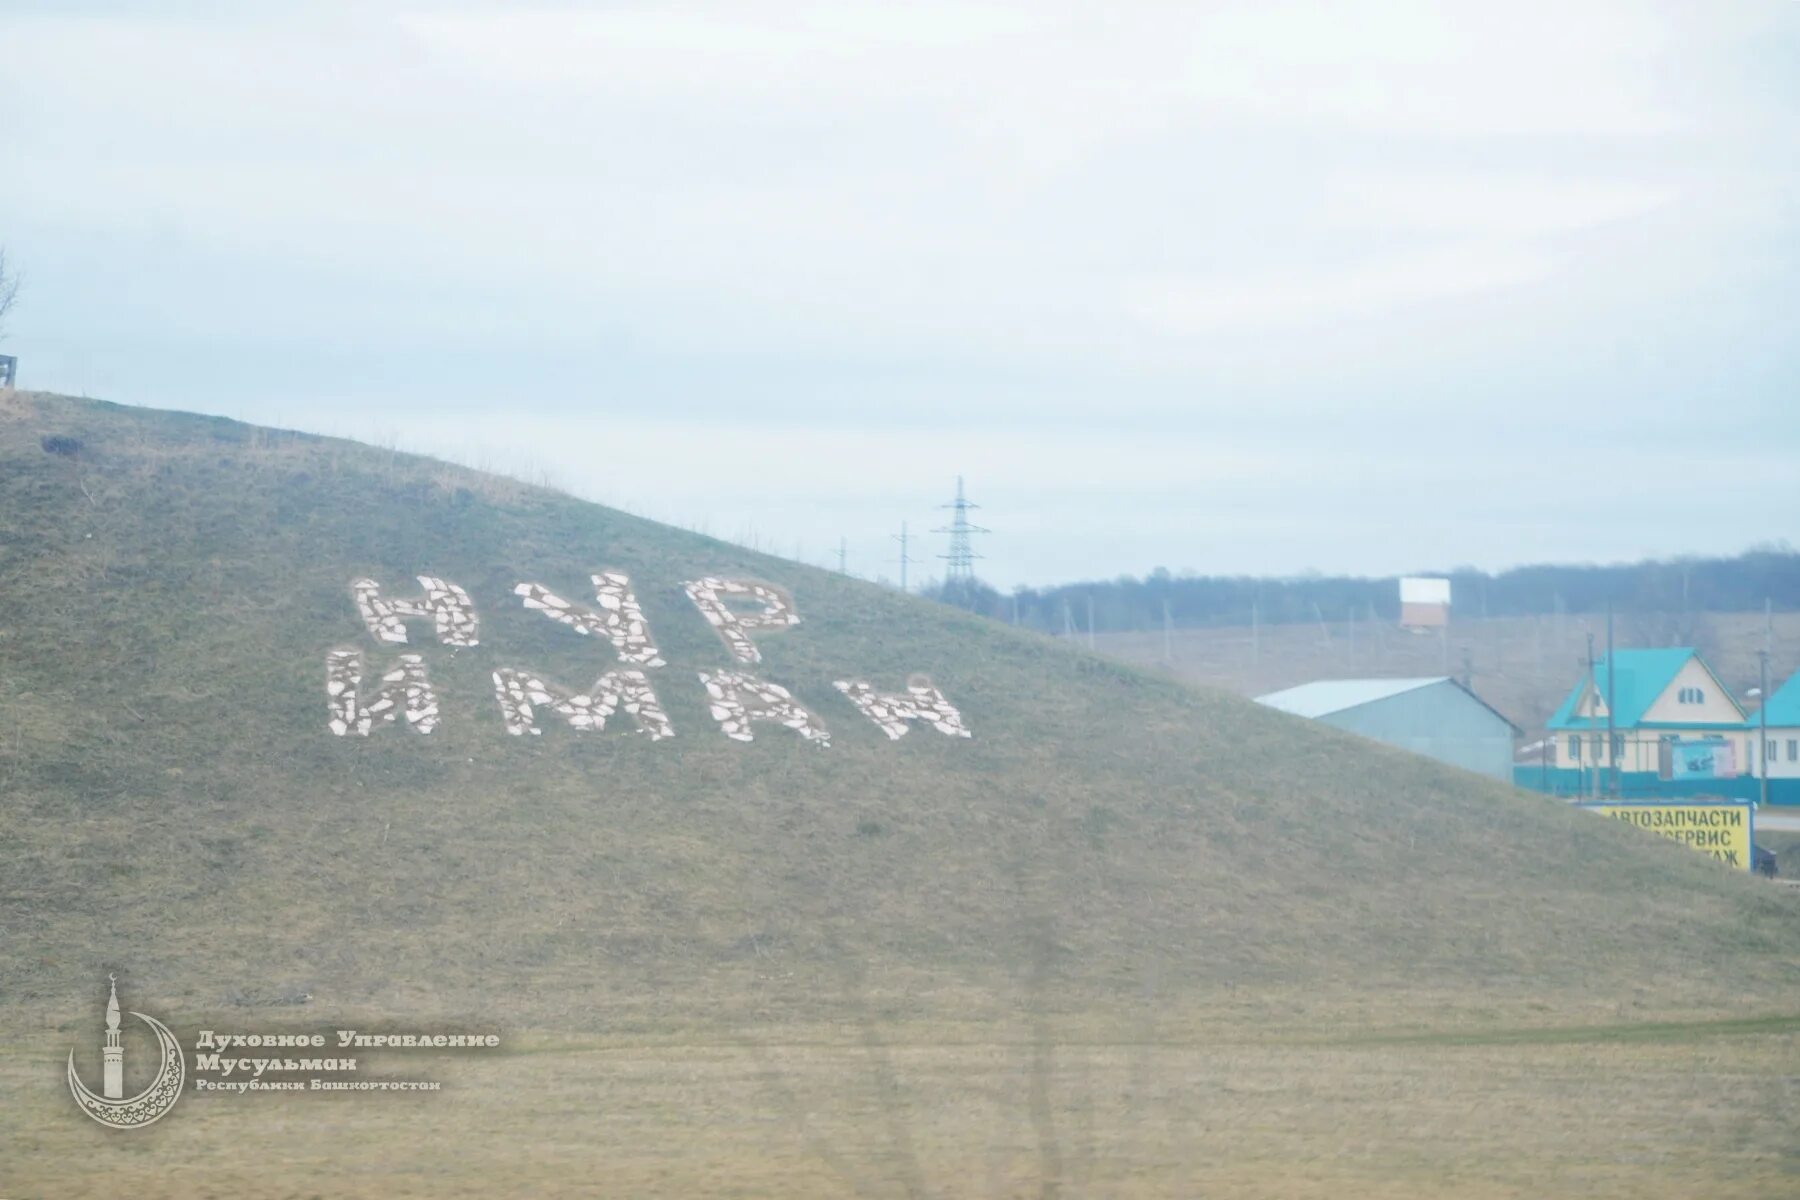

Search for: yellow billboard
xmin=1581 ymin=803 xmax=1753 ymax=870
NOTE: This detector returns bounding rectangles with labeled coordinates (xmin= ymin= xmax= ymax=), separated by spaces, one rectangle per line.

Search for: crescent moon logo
xmin=67 ymin=980 xmax=185 ymax=1130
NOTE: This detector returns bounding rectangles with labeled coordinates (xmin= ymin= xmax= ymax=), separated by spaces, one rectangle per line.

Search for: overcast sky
xmin=3 ymin=2 xmax=1796 ymax=588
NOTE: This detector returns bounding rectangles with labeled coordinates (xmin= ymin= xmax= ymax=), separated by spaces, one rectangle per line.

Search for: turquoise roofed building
xmin=1521 ymin=647 xmax=1771 ymax=801
xmin=1744 ymin=670 xmax=1800 ymax=800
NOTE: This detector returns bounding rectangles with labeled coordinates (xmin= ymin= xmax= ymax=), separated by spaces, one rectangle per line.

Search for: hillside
xmin=2 ymin=392 xmax=1797 ymax=1199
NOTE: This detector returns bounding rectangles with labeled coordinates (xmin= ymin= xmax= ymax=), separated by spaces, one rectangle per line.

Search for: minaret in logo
xmin=67 ymin=974 xmax=185 ymax=1128
xmin=102 ymin=973 xmax=124 ymax=1098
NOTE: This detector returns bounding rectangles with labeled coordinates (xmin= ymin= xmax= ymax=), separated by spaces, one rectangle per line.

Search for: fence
xmin=1514 ymin=765 xmax=1800 ymax=806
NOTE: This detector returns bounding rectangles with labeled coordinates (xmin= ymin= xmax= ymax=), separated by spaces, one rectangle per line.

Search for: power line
xmin=892 ymin=521 xmax=921 ymax=593
xmin=933 ymin=475 xmax=989 ymax=582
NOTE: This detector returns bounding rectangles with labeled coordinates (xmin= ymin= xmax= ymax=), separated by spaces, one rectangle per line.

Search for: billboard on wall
xmin=1399 ymin=577 xmax=1451 ymax=605
xmin=1658 ymin=738 xmax=1737 ymax=780
xmin=1580 ymin=802 xmax=1753 ymax=870
xmin=1398 ymin=577 xmax=1450 ymax=628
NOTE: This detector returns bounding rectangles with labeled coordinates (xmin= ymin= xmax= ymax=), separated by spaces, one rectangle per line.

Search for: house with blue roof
xmin=1534 ymin=648 xmax=1753 ymax=798
xmin=1745 ymin=671 xmax=1800 ymax=793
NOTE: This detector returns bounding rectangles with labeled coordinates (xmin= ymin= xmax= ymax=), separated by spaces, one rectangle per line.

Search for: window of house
xmin=1766 ymin=740 xmax=1777 ymax=763
xmin=1569 ymin=736 xmax=1580 ymax=760
xmin=1788 ymin=738 xmax=1798 ymax=762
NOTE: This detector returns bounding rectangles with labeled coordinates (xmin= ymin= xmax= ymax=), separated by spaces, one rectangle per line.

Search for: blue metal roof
xmin=1748 ymin=671 xmax=1800 ymax=728
xmin=1546 ymin=648 xmax=1744 ymax=731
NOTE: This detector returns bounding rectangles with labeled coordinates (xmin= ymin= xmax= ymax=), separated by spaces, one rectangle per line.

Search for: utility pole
xmin=933 ymin=476 xmax=989 ymax=582
xmin=1606 ymin=603 xmax=1617 ymax=797
xmin=1086 ymin=593 xmax=1096 ymax=650
xmin=892 ymin=522 xmax=919 ymax=593
xmin=1759 ymin=649 xmax=1770 ymax=811
xmin=1586 ymin=632 xmax=1598 ymax=798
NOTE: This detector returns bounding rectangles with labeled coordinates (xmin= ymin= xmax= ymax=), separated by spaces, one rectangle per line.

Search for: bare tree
xmin=0 ymin=248 xmax=18 ymax=341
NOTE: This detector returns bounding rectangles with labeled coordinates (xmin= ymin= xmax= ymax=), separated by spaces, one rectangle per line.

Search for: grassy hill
xmin=2 ymin=392 xmax=1797 ymax=1198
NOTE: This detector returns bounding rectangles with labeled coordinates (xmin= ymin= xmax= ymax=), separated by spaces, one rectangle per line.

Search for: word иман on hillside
xmin=325 ymin=574 xmax=972 ymax=747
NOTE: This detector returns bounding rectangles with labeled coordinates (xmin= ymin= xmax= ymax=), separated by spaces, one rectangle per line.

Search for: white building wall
xmin=1748 ymin=724 xmax=1800 ymax=778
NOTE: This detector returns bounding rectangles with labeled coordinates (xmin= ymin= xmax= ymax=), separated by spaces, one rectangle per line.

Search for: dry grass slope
xmin=1 ymin=393 xmax=1796 ymax=1198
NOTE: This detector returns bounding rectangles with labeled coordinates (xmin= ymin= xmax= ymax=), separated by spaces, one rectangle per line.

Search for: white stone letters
xmin=833 ymin=679 xmax=972 ymax=740
xmin=681 ymin=578 xmax=799 ymax=664
xmin=331 ymin=571 xmax=972 ymax=746
xmin=351 ymin=576 xmax=479 ymax=647
xmin=698 ymin=670 xmax=830 ymax=747
xmin=513 ymin=574 xmax=664 ymax=666
xmin=326 ymin=651 xmax=440 ymax=736
xmin=491 ymin=668 xmax=674 ymax=739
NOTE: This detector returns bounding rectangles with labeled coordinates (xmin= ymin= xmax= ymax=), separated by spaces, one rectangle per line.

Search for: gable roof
xmin=1547 ymin=648 xmax=1743 ymax=730
xmin=1257 ymin=677 xmax=1447 ymax=718
xmin=1258 ymin=676 xmax=1521 ymax=732
xmin=1748 ymin=670 xmax=1800 ymax=728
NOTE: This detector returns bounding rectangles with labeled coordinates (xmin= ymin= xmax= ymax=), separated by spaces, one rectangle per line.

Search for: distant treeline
xmin=924 ymin=546 xmax=1800 ymax=634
